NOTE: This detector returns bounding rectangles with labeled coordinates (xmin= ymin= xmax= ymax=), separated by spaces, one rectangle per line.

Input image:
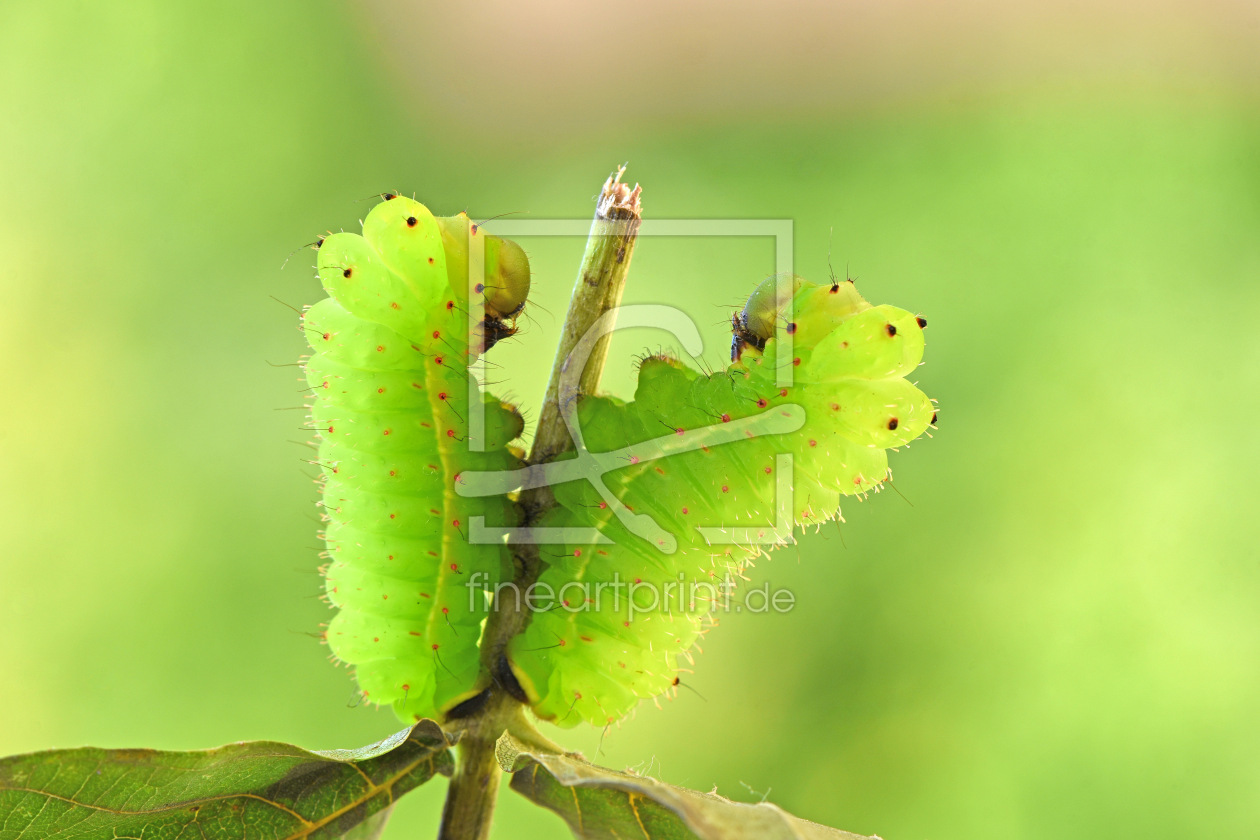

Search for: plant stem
xmin=436 ymin=167 xmax=643 ymax=840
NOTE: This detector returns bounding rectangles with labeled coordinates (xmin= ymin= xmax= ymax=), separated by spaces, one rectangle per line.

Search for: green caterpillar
xmin=303 ymin=195 xmax=530 ymax=722
xmin=503 ymin=274 xmax=935 ymax=726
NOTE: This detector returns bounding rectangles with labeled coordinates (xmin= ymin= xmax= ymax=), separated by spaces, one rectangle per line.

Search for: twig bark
xmin=437 ymin=167 xmax=643 ymax=840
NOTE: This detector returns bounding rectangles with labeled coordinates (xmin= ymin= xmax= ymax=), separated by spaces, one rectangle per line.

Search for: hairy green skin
xmin=304 ymin=196 xmax=529 ymax=722
xmin=507 ymin=276 xmax=935 ymax=726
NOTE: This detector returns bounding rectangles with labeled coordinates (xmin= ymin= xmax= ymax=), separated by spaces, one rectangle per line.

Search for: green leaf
xmin=502 ymin=736 xmax=876 ymax=840
xmin=0 ymin=720 xmax=454 ymax=840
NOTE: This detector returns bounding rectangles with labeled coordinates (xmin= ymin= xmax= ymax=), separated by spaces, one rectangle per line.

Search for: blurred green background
xmin=2 ymin=1 xmax=1258 ymax=838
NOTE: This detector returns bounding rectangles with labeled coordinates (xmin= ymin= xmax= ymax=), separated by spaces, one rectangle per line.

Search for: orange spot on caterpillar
xmin=793 ymin=357 xmax=801 ymax=366
xmin=756 ymin=398 xmax=768 ymax=408
xmin=432 ymin=330 xmax=441 ymax=339
xmin=377 ymin=387 xmax=385 ymax=393
xmin=409 ymin=631 xmax=422 ymax=636
xmin=406 ymin=216 xmax=417 ymax=227
xmin=389 ymin=513 xmax=396 ymax=519
xmin=830 ymin=403 xmax=840 ymax=411
xmin=885 ymin=323 xmax=897 ymax=336
xmin=558 ymin=639 xmax=567 ymax=647
xmin=432 ymin=643 xmax=439 ymax=650
xmin=438 ymin=392 xmax=447 ymax=400
xmin=446 ymin=429 xmax=456 ymax=437
xmin=721 ymin=413 xmax=731 ymax=422
xmin=376 ymin=345 xmax=385 ymax=352
xmin=721 ymin=485 xmax=729 ymax=493
xmin=808 ymin=439 xmax=817 ymax=447
xmin=887 ymin=417 xmax=899 ymax=430
xmin=445 ymin=299 xmax=454 ymax=309
xmin=580 ymin=636 xmax=593 ymax=642
xmin=321 ymin=332 xmax=330 ymax=341
xmin=373 ymin=637 xmax=379 ymax=642
xmin=779 ymin=388 xmax=788 ymax=396
xmin=434 ymin=356 xmax=444 ymax=365
xmin=574 ymin=549 xmax=582 ymax=557
xmin=441 ymin=607 xmax=449 ymax=614
xmin=764 ymin=466 xmax=772 ymax=474
xmin=342 ymin=268 xmax=352 ymax=278
xmin=390 ymin=302 xmax=400 ymax=309
xmin=383 ymin=428 xmax=391 ymax=435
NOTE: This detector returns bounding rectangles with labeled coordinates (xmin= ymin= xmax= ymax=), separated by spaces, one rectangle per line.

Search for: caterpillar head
xmin=731 ymin=273 xmax=875 ymax=361
xmin=433 ymin=212 xmax=531 ymax=318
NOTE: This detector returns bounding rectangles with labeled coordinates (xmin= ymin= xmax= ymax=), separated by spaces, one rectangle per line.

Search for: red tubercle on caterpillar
xmin=917 ymin=316 xmax=928 ymax=328
xmin=390 ymin=302 xmax=400 ymax=310
xmin=756 ymin=398 xmax=768 ymax=408
xmin=885 ymin=323 xmax=897 ymax=336
xmin=376 ymin=345 xmax=385 ymax=353
xmin=721 ymin=413 xmax=731 ymax=423
xmin=406 ymin=216 xmax=417 ymax=227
